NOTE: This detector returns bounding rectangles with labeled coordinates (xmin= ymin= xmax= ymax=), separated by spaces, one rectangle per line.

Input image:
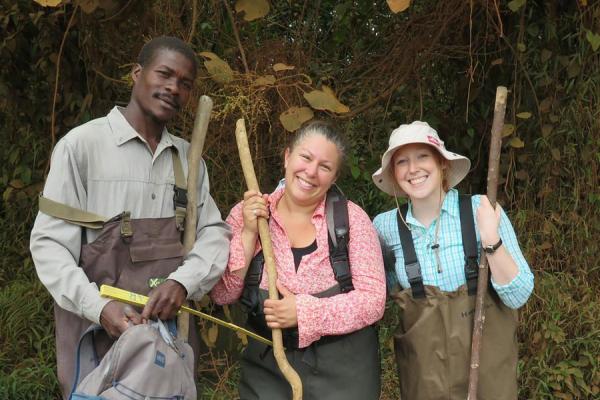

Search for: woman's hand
xmin=263 ymin=282 xmax=298 ymax=329
xmin=476 ymin=195 xmax=501 ymax=247
xmin=241 ymin=190 xmax=270 ymax=235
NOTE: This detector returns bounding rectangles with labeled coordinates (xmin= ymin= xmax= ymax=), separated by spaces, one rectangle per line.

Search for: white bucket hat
xmin=372 ymin=121 xmax=471 ymax=196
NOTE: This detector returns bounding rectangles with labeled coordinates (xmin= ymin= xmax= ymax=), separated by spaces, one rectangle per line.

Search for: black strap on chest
xmin=240 ymin=185 xmax=353 ymax=320
xmin=459 ymin=194 xmax=479 ymax=295
xmin=396 ymin=194 xmax=479 ymax=299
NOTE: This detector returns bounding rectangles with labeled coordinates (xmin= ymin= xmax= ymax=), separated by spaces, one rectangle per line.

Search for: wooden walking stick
xmin=467 ymin=86 xmax=508 ymax=400
xmin=235 ymin=118 xmax=303 ymax=400
xmin=177 ymin=95 xmax=213 ymax=341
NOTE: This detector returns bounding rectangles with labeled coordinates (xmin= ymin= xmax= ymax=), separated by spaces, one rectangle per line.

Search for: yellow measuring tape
xmin=99 ymin=285 xmax=273 ymax=347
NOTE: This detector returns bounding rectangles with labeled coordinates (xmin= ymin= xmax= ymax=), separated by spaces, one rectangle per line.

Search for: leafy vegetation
xmin=1 ymin=0 xmax=598 ymax=398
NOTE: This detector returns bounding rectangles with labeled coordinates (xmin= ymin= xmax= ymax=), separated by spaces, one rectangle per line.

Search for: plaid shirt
xmin=373 ymin=189 xmax=533 ymax=309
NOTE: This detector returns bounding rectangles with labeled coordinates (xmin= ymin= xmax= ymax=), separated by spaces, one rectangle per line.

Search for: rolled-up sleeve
xmin=295 ymin=203 xmax=386 ymax=348
xmin=210 ymin=201 xmax=251 ymax=305
xmin=168 ymin=160 xmax=232 ymax=300
xmin=30 ymin=139 xmax=111 ymax=324
xmin=489 ymin=207 xmax=534 ymax=308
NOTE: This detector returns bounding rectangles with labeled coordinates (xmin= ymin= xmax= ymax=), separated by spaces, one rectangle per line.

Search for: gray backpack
xmin=70 ymin=320 xmax=196 ymax=400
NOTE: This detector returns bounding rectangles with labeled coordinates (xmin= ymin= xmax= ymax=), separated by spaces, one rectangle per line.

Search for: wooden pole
xmin=235 ymin=118 xmax=303 ymax=400
xmin=467 ymin=86 xmax=507 ymax=400
xmin=178 ymin=95 xmax=213 ymax=341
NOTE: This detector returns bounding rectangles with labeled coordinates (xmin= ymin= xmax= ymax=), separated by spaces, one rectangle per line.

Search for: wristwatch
xmin=483 ymin=238 xmax=502 ymax=254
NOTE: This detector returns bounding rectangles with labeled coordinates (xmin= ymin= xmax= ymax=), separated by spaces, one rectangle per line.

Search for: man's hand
xmin=141 ymin=279 xmax=187 ymax=321
xmin=264 ymin=282 xmax=298 ymax=329
xmin=99 ymin=301 xmax=144 ymax=338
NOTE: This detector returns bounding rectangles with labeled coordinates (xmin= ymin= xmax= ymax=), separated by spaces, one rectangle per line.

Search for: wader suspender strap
xmin=396 ymin=205 xmax=426 ymax=299
xmin=171 ymin=150 xmax=188 ymax=232
xmin=396 ymin=195 xmax=479 ymax=299
xmin=326 ymin=185 xmax=354 ymax=293
xmin=38 ymin=147 xmax=188 ymax=232
xmin=241 ymin=186 xmax=353 ymax=312
xmin=459 ymin=194 xmax=479 ymax=296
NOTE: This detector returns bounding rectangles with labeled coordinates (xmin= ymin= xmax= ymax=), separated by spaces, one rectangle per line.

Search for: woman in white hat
xmin=372 ymin=121 xmax=533 ymax=400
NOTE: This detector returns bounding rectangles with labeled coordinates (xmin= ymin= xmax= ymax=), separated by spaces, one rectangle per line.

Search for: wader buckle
xmin=406 ymin=261 xmax=425 ymax=298
xmin=120 ymin=211 xmax=133 ymax=239
xmin=465 ymin=256 xmax=479 ymax=295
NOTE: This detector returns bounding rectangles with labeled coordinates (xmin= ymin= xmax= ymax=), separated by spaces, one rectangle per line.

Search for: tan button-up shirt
xmin=30 ymin=107 xmax=231 ymax=324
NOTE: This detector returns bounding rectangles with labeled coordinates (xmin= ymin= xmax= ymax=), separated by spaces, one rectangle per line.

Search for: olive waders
xmin=237 ymin=186 xmax=381 ymax=400
xmin=38 ymin=150 xmax=201 ymax=398
xmin=392 ymin=195 xmax=518 ymax=400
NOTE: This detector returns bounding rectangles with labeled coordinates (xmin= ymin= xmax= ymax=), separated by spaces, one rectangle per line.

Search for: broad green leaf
xmin=502 ymin=124 xmax=515 ymax=137
xmin=235 ymin=0 xmax=269 ymax=21
xmin=517 ymin=42 xmax=526 ymax=52
xmin=223 ymin=305 xmax=232 ymax=321
xmin=567 ymin=61 xmax=581 ymax=78
xmin=303 ymin=86 xmax=350 ymax=113
xmin=585 ymin=30 xmax=600 ymax=52
xmin=252 ymin=75 xmax=276 ymax=86
xmin=539 ymin=97 xmax=553 ymax=113
xmin=351 ymin=166 xmax=360 ymax=179
xmin=207 ymin=324 xmax=218 ymax=347
xmin=280 ymin=107 xmax=314 ymax=132
xmin=34 ymin=0 xmax=62 ymax=6
xmin=516 ymin=111 xmax=532 ymax=119
xmin=387 ymin=0 xmax=411 ymax=13
xmin=551 ymin=148 xmax=561 ymax=161
xmin=541 ymin=49 xmax=552 ymax=63
xmin=541 ymin=124 xmax=553 ymax=137
xmin=273 ymin=63 xmax=295 ymax=72
xmin=508 ymin=0 xmax=526 ymax=12
xmin=76 ymin=0 xmax=100 ymax=14
xmin=509 ymin=137 xmax=525 ymax=148
xmin=236 ymin=331 xmax=248 ymax=346
xmin=199 ymin=52 xmax=234 ymax=84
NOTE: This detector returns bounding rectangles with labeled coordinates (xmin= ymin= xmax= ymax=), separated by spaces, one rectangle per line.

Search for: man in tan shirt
xmin=30 ymin=36 xmax=231 ymax=397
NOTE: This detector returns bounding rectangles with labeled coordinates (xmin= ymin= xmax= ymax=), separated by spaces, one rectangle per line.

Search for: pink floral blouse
xmin=211 ymin=187 xmax=386 ymax=348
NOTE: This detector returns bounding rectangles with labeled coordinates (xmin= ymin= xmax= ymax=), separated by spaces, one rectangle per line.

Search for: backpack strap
xmin=326 ymin=185 xmax=354 ymax=293
xmin=240 ymin=186 xmax=354 ymax=319
xmin=240 ymin=250 xmax=265 ymax=314
xmin=396 ymin=205 xmax=425 ymax=299
xmin=459 ymin=194 xmax=479 ymax=296
xmin=69 ymin=324 xmax=104 ymax=399
xmin=171 ymin=149 xmax=188 ymax=232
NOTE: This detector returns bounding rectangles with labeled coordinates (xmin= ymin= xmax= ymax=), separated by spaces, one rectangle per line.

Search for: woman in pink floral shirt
xmin=211 ymin=121 xmax=385 ymax=400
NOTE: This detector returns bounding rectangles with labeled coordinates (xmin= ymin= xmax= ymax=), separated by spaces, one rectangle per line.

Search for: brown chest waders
xmin=237 ymin=186 xmax=381 ymax=400
xmin=392 ymin=195 xmax=518 ymax=400
xmin=39 ymin=150 xmax=201 ymax=398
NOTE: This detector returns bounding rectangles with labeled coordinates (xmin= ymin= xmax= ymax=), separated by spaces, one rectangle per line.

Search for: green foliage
xmin=0 ymin=0 xmax=598 ymax=398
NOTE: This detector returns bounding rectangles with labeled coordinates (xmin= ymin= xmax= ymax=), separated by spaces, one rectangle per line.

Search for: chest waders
xmin=237 ymin=186 xmax=381 ymax=400
xmin=38 ymin=150 xmax=201 ymax=399
xmin=392 ymin=195 xmax=518 ymax=400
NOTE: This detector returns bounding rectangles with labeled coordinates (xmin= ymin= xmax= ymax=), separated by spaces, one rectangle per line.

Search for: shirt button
xmin=151 ymin=193 xmax=156 ymax=200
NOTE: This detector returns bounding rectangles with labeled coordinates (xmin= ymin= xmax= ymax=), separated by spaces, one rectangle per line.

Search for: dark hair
xmin=137 ymin=36 xmax=198 ymax=72
xmin=288 ymin=120 xmax=348 ymax=174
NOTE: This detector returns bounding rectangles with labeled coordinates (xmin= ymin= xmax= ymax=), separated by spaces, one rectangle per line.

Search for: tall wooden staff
xmin=235 ymin=118 xmax=303 ymax=400
xmin=467 ymin=86 xmax=508 ymax=399
xmin=178 ymin=95 xmax=213 ymax=341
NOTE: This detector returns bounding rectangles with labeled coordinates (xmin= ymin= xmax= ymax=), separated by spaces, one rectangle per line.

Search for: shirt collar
xmin=107 ymin=106 xmax=174 ymax=149
xmin=405 ymin=188 xmax=460 ymax=226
